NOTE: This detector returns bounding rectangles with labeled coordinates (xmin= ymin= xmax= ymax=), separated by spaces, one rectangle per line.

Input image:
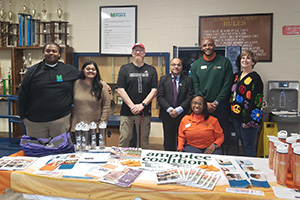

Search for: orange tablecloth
xmin=0 ymin=151 xmax=26 ymax=194
xmin=0 ymin=150 xmax=296 ymax=199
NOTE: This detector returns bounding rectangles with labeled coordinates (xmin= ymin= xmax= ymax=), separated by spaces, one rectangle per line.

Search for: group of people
xmin=18 ymin=38 xmax=264 ymax=157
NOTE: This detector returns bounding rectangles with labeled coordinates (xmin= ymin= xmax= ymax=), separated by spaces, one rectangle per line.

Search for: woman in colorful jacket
xmin=230 ymin=50 xmax=264 ymax=157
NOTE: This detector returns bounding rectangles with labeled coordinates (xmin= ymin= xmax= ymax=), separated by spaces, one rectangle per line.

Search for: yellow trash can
xmin=257 ymin=122 xmax=278 ymax=158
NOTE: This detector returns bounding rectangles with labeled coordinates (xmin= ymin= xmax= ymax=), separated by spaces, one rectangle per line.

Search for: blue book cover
xmin=18 ymin=14 xmax=22 ymax=46
xmin=27 ymin=15 xmax=32 ymax=46
xmin=32 ymin=20 xmax=35 ymax=45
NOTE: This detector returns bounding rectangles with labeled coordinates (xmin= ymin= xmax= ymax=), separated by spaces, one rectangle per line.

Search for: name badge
xmin=185 ymin=123 xmax=191 ymax=128
xmin=201 ymin=65 xmax=207 ymax=69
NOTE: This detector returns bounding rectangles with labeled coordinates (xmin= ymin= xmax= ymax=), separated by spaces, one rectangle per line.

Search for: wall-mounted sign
xmin=199 ymin=13 xmax=273 ymax=62
xmin=100 ymin=5 xmax=137 ymax=55
xmin=282 ymin=25 xmax=300 ymax=35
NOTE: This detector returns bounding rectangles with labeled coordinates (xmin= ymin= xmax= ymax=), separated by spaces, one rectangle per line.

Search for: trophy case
xmin=36 ymin=21 xmax=68 ymax=46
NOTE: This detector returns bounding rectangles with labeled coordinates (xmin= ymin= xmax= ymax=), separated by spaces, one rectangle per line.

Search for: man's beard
xmin=134 ymin=56 xmax=143 ymax=63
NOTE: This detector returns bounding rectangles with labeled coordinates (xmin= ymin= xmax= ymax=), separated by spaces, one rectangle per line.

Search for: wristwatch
xmin=142 ymin=103 xmax=146 ymax=108
xmin=213 ymin=143 xmax=218 ymax=148
xmin=214 ymin=100 xmax=219 ymax=106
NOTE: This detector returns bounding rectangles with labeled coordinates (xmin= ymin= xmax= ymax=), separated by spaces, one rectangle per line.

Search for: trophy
xmin=21 ymin=0 xmax=27 ymax=14
xmin=31 ymin=1 xmax=36 ymax=18
xmin=41 ymin=0 xmax=47 ymax=21
xmin=8 ymin=0 xmax=13 ymax=21
xmin=0 ymin=0 xmax=4 ymax=20
xmin=20 ymin=50 xmax=27 ymax=80
xmin=56 ymin=0 xmax=63 ymax=20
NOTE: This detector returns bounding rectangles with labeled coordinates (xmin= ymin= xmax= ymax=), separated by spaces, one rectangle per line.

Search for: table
xmin=0 ymin=150 xmax=292 ymax=200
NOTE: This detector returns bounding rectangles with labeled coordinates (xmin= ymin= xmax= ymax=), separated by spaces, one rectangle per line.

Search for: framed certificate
xmin=100 ymin=5 xmax=137 ymax=55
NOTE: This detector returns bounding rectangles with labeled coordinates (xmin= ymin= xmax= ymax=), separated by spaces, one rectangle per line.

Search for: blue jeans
xmin=232 ymin=118 xmax=258 ymax=157
xmin=184 ymin=145 xmax=223 ymax=155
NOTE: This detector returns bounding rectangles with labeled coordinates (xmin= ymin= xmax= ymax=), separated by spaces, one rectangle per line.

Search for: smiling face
xmin=83 ymin=64 xmax=97 ymax=80
xmin=201 ymin=38 xmax=215 ymax=57
xmin=191 ymin=96 xmax=204 ymax=115
xmin=241 ymin=54 xmax=254 ymax=70
xmin=170 ymin=58 xmax=182 ymax=77
xmin=44 ymin=44 xmax=60 ymax=65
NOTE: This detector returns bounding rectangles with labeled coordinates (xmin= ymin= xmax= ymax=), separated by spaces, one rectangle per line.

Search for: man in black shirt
xmin=18 ymin=42 xmax=80 ymax=138
xmin=117 ymin=43 xmax=158 ymax=148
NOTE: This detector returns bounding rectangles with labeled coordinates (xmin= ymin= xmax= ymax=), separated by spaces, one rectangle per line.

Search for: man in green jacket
xmin=191 ymin=38 xmax=233 ymax=154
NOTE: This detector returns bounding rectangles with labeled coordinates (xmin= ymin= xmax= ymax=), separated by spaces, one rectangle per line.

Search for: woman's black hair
xmin=80 ymin=61 xmax=103 ymax=100
xmin=190 ymin=95 xmax=210 ymax=120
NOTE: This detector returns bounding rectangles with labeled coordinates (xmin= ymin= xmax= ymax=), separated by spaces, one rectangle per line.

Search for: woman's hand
xmin=177 ymin=149 xmax=184 ymax=152
xmin=204 ymin=144 xmax=216 ymax=154
xmin=242 ymin=123 xmax=250 ymax=129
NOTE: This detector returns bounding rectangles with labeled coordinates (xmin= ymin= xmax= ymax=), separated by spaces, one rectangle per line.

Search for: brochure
xmin=247 ymin=172 xmax=270 ymax=188
xmin=216 ymin=158 xmax=232 ymax=165
xmin=109 ymin=147 xmax=142 ymax=160
xmin=39 ymin=158 xmax=65 ymax=171
xmin=0 ymin=156 xmax=37 ymax=171
xmin=98 ymin=165 xmax=143 ymax=187
xmin=155 ymin=168 xmax=182 ymax=184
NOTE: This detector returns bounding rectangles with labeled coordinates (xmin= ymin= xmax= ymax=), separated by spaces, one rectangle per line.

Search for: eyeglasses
xmin=191 ymin=101 xmax=203 ymax=106
xmin=170 ymin=63 xmax=182 ymax=67
xmin=132 ymin=49 xmax=145 ymax=53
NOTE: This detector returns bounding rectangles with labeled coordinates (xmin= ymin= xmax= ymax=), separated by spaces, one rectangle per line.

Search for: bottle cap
xmin=277 ymin=144 xmax=288 ymax=153
xmin=291 ymin=133 xmax=300 ymax=137
xmin=89 ymin=122 xmax=97 ymax=129
xmin=292 ymin=143 xmax=300 ymax=149
xmin=268 ymin=135 xmax=278 ymax=142
xmin=286 ymin=136 xmax=298 ymax=144
xmin=294 ymin=147 xmax=300 ymax=155
xmin=99 ymin=121 xmax=107 ymax=129
xmin=82 ymin=124 xmax=89 ymax=132
xmin=75 ymin=123 xmax=82 ymax=131
xmin=278 ymin=130 xmax=288 ymax=139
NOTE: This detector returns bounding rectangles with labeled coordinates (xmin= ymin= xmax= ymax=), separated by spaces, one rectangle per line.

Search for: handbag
xmin=20 ymin=132 xmax=75 ymax=157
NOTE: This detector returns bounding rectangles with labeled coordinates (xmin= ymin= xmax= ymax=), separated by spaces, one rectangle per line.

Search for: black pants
xmin=210 ymin=99 xmax=238 ymax=155
xmin=162 ymin=116 xmax=182 ymax=151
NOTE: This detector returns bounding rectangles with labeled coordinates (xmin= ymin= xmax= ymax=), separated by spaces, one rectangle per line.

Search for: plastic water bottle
xmin=98 ymin=121 xmax=107 ymax=149
xmin=89 ymin=122 xmax=97 ymax=149
xmin=81 ymin=124 xmax=90 ymax=151
xmin=276 ymin=144 xmax=288 ymax=185
xmin=74 ymin=123 xmax=82 ymax=152
xmin=280 ymin=90 xmax=286 ymax=108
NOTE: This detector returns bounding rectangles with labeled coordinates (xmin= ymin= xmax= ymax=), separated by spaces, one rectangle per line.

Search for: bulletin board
xmin=199 ymin=13 xmax=273 ymax=62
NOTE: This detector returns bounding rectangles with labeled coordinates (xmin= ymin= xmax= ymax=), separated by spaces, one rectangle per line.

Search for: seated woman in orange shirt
xmin=177 ymin=95 xmax=224 ymax=154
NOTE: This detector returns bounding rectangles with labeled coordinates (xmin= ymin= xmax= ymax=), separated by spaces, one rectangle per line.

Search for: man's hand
xmin=207 ymin=102 xmax=217 ymax=113
xmin=130 ymin=104 xmax=144 ymax=115
xmin=169 ymin=109 xmax=179 ymax=118
xmin=204 ymin=143 xmax=216 ymax=154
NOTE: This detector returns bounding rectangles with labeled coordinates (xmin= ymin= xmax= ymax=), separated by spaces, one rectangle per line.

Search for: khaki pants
xmin=24 ymin=114 xmax=71 ymax=138
xmin=118 ymin=115 xmax=151 ymax=148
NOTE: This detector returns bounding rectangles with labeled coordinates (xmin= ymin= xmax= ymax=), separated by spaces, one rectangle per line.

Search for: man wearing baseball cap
xmin=117 ymin=43 xmax=158 ymax=148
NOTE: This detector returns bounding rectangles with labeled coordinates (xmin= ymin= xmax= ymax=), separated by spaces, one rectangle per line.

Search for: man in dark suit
xmin=157 ymin=58 xmax=194 ymax=151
